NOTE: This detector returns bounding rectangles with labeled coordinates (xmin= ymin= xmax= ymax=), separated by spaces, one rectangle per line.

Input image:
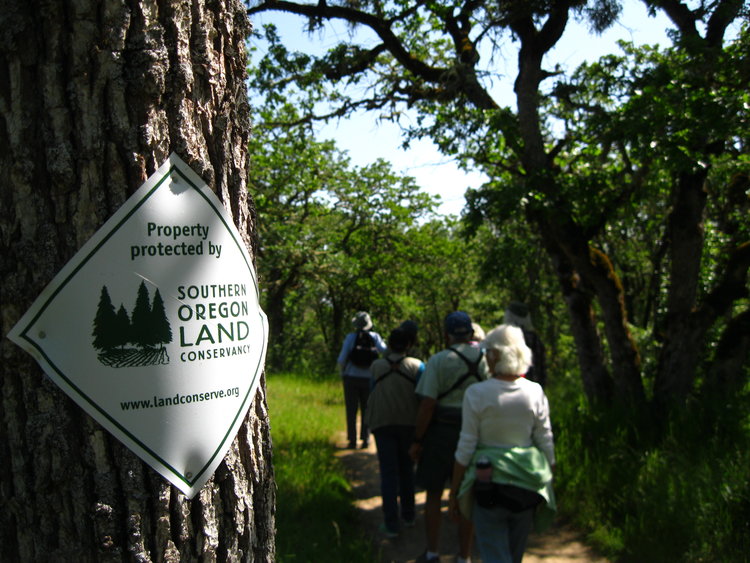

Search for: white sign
xmin=8 ymin=154 xmax=268 ymax=497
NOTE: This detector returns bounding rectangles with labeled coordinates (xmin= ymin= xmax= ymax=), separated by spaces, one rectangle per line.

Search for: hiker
xmin=504 ymin=302 xmax=547 ymax=388
xmin=366 ymin=327 xmax=425 ymax=538
xmin=448 ymin=324 xmax=556 ymax=563
xmin=470 ymin=322 xmax=485 ymax=347
xmin=337 ymin=311 xmax=386 ymax=449
xmin=409 ymin=311 xmax=490 ymax=563
xmin=398 ymin=319 xmax=421 ymax=358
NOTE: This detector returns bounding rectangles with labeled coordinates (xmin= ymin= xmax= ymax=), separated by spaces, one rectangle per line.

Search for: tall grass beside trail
xmin=551 ymin=386 xmax=750 ymax=562
xmin=266 ymin=372 xmax=378 ymax=562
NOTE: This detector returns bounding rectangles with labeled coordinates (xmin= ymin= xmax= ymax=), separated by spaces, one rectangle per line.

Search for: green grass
xmin=552 ymin=389 xmax=750 ymax=562
xmin=267 ymin=371 xmax=750 ymax=561
xmin=267 ymin=372 xmax=378 ymax=562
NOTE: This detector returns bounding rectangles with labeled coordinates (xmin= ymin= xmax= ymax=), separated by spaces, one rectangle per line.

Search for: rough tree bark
xmin=0 ymin=0 xmax=275 ymax=560
xmin=653 ymin=170 xmax=710 ymax=407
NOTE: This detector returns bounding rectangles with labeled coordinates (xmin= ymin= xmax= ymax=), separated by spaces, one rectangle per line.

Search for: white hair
xmin=482 ymin=324 xmax=533 ymax=376
xmin=471 ymin=323 xmax=485 ymax=341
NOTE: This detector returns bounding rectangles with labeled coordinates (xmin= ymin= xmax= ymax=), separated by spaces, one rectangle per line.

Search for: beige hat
xmin=352 ymin=311 xmax=373 ymax=330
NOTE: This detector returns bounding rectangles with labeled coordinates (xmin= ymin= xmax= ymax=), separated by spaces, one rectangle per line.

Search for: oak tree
xmin=247 ymin=0 xmax=749 ymax=413
xmin=1 ymin=0 xmax=275 ymax=559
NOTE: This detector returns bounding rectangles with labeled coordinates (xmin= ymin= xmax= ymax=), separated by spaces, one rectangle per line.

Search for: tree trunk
xmin=526 ymin=185 xmax=644 ymax=405
xmin=653 ymin=170 xmax=709 ymax=407
xmin=264 ymin=271 xmax=292 ymax=371
xmin=707 ymin=309 xmax=750 ymax=397
xmin=328 ymin=291 xmax=345 ymax=366
xmin=513 ymin=7 xmax=644 ymax=407
xmin=580 ymin=248 xmax=646 ymax=406
xmin=0 ymin=0 xmax=275 ymax=560
xmin=541 ymin=229 xmax=614 ymax=404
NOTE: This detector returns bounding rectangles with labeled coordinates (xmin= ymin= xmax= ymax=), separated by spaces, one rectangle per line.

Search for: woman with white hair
xmin=448 ymin=324 xmax=556 ymax=563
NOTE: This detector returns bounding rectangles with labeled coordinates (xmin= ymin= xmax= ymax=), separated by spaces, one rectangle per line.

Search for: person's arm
xmin=448 ymin=460 xmax=468 ymax=521
xmin=450 ymin=389 xmax=480 ymax=521
xmin=532 ymin=389 xmax=556 ymax=469
xmin=374 ymin=332 xmax=387 ymax=354
xmin=336 ymin=333 xmax=354 ymax=375
xmin=409 ymin=396 xmax=436 ymax=461
xmin=454 ymin=388 xmax=479 ymax=466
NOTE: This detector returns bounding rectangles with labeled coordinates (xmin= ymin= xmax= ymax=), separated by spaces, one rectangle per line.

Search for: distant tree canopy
xmin=247 ymin=0 xmax=749 ymax=417
xmin=249 ymin=104 xmax=500 ymax=370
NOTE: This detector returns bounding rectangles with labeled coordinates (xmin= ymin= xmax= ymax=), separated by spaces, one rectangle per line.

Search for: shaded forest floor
xmin=335 ymin=433 xmax=611 ymax=563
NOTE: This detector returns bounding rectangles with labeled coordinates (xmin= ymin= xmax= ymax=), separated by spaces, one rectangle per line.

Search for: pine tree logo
xmin=92 ymin=281 xmax=172 ymax=367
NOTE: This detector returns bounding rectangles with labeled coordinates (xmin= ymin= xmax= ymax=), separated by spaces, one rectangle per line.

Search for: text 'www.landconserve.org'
xmin=120 ymin=387 xmax=241 ymax=411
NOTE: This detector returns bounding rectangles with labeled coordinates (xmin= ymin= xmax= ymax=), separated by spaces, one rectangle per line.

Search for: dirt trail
xmin=335 ymin=434 xmax=610 ymax=563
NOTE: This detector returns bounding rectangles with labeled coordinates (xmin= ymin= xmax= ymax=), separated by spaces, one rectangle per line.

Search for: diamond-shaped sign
xmin=8 ymin=153 xmax=268 ymax=497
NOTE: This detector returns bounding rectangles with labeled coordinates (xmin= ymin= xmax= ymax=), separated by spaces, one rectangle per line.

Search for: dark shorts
xmin=414 ymin=420 xmax=461 ymax=492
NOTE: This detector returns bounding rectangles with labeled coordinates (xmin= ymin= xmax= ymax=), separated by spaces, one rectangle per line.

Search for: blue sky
xmin=249 ymin=3 xmax=672 ymax=216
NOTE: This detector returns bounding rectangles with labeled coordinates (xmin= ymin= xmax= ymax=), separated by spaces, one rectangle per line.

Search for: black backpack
xmin=348 ymin=330 xmax=379 ymax=368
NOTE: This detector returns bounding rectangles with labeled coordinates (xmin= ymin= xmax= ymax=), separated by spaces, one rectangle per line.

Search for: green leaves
xmin=248 ymin=1 xmax=750 ymax=410
xmin=249 ymin=102 xmax=458 ymax=368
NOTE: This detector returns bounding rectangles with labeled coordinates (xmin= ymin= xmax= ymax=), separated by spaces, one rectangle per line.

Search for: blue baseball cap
xmin=444 ymin=311 xmax=473 ymax=336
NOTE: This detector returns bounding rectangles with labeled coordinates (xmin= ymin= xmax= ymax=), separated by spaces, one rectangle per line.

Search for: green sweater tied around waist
xmin=458 ymin=445 xmax=557 ymax=531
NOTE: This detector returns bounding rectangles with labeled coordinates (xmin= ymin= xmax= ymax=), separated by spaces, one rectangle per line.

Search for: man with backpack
xmin=337 ymin=311 xmax=387 ymax=449
xmin=409 ymin=311 xmax=490 ymax=563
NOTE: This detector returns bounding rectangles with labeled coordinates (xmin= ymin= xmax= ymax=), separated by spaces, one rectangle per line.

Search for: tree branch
xmin=648 ymin=0 xmax=700 ymax=39
xmin=249 ymin=1 xmax=446 ymax=83
xmin=251 ymin=1 xmax=500 ymax=110
xmin=705 ymin=0 xmax=744 ymax=46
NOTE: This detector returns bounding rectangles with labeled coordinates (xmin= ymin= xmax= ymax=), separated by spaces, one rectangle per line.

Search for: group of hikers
xmin=336 ymin=306 xmax=555 ymax=563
